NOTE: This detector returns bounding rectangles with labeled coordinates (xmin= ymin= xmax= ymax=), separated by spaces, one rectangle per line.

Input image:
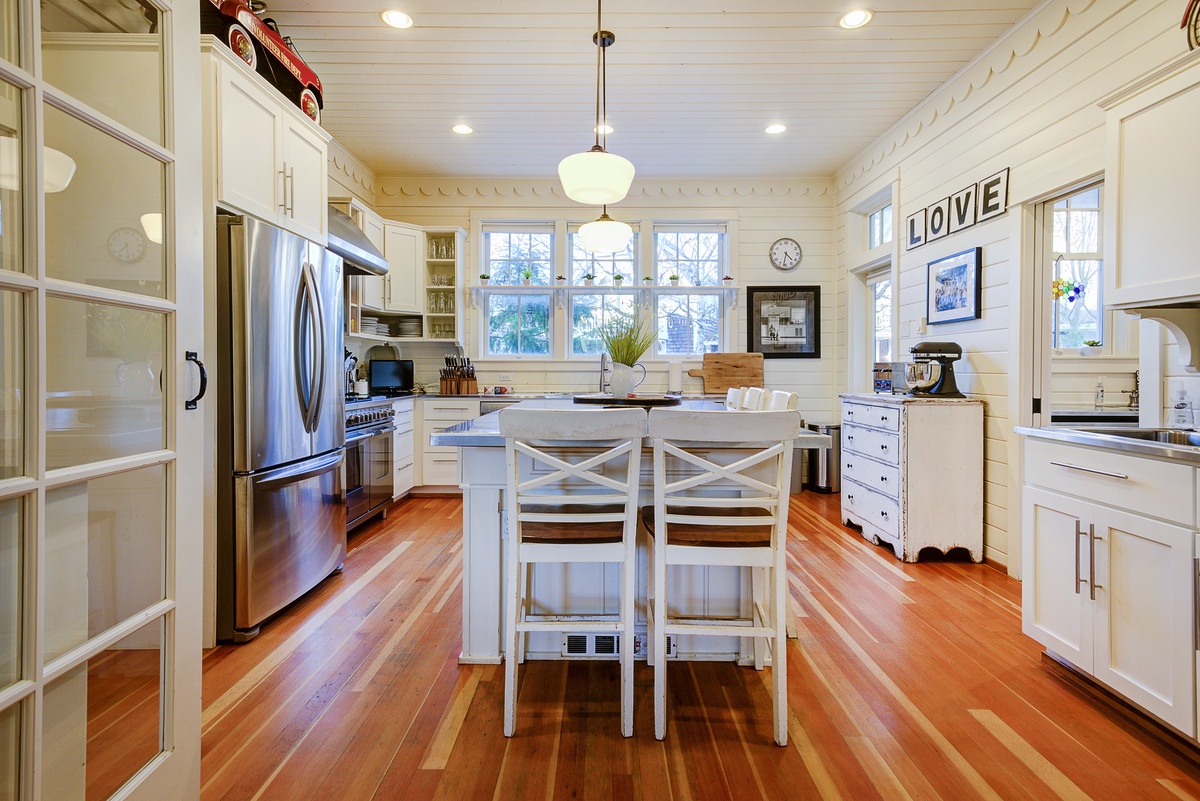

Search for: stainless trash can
xmin=805 ymin=424 xmax=840 ymax=493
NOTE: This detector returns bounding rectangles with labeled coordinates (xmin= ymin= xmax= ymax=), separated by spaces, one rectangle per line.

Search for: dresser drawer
xmin=841 ymin=479 xmax=900 ymax=540
xmin=422 ymin=399 xmax=479 ymax=421
xmin=842 ymin=452 xmax=900 ymax=499
xmin=842 ymin=401 xmax=900 ymax=432
xmin=1025 ymin=438 xmax=1195 ymax=524
xmin=842 ymin=424 xmax=900 ymax=466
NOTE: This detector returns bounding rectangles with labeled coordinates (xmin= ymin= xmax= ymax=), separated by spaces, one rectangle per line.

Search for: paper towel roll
xmin=668 ymin=362 xmax=683 ymax=393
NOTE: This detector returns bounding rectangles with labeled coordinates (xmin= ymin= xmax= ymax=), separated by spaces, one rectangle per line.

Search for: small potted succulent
xmin=668 ymin=273 xmax=680 ymax=287
xmin=721 ymin=274 xmax=734 ymax=287
xmin=479 ymin=273 xmax=490 ymax=286
xmin=556 ymin=274 xmax=567 ymax=285
xmin=521 ymin=267 xmax=534 ymax=286
xmin=642 ymin=274 xmax=653 ymax=284
xmin=613 ymin=272 xmax=625 ymax=287
xmin=582 ymin=272 xmax=596 ymax=287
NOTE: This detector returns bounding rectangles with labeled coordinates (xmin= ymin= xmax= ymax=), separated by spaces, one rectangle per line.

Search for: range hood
xmin=327 ymin=205 xmax=388 ymax=276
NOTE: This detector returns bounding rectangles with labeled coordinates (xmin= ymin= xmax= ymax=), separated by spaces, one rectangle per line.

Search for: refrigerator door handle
xmin=293 ymin=265 xmax=313 ymax=431
xmin=305 ymin=260 xmax=327 ymax=436
xmin=254 ymin=449 xmax=345 ymax=491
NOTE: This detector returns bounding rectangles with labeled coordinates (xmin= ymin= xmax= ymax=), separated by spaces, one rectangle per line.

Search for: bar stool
xmin=642 ymin=408 xmax=802 ymax=745
xmin=724 ymin=386 xmax=745 ymax=409
xmin=740 ymin=386 xmax=767 ymax=410
xmin=765 ymin=390 xmax=800 ymax=411
xmin=499 ymin=407 xmax=647 ymax=737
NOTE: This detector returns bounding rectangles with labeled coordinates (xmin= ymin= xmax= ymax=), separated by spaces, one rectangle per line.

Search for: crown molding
xmin=376 ymin=178 xmax=835 ymax=203
xmin=327 ymin=139 xmax=378 ymax=199
xmin=835 ymin=0 xmax=1105 ymax=194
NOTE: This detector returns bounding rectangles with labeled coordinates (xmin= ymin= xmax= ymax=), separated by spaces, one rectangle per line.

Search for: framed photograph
xmin=747 ymin=286 xmax=820 ymax=358
xmin=926 ymin=247 xmax=982 ymax=325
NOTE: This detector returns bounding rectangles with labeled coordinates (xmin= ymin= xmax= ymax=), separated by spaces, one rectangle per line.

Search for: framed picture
xmin=747 ymin=286 xmax=820 ymax=358
xmin=926 ymin=247 xmax=982 ymax=325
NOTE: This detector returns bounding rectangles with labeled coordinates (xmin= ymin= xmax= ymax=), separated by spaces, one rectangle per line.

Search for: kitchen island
xmin=432 ymin=398 xmax=832 ymax=663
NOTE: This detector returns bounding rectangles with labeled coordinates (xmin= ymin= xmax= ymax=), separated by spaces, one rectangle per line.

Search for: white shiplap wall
xmin=832 ymin=0 xmax=1188 ymax=569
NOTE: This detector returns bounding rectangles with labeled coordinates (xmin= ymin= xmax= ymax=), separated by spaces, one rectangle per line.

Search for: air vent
xmin=561 ymin=633 xmax=621 ymax=658
xmin=632 ymin=634 xmax=677 ymax=659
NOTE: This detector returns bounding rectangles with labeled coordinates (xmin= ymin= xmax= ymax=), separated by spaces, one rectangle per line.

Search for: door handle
xmin=1089 ymin=523 xmax=1103 ymax=601
xmin=278 ymin=165 xmax=288 ymax=211
xmin=1075 ymin=519 xmax=1087 ymax=594
xmin=286 ymin=166 xmax=295 ymax=217
xmin=305 ymin=261 xmax=327 ymax=434
xmin=1049 ymin=460 xmax=1129 ymax=481
xmin=185 ymin=351 xmax=207 ymax=410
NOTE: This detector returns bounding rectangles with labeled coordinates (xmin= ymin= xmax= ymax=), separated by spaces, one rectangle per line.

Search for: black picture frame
xmin=926 ymin=247 xmax=982 ymax=325
xmin=747 ymin=286 xmax=820 ymax=358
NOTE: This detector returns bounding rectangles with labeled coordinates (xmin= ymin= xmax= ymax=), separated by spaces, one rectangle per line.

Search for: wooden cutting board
xmin=687 ymin=352 xmax=764 ymax=394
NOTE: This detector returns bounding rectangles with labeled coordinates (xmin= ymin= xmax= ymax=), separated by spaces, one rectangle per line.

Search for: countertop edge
xmin=1017 ymin=425 xmax=1200 ymax=466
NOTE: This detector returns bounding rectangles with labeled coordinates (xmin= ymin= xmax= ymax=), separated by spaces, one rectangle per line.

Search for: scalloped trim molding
xmin=328 ymin=141 xmax=378 ymax=199
xmin=835 ymin=0 xmax=1103 ymax=195
xmin=376 ymin=179 xmax=834 ymax=202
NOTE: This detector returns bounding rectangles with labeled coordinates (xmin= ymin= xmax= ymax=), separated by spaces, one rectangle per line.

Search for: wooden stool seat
xmin=640 ymin=505 xmax=773 ymax=547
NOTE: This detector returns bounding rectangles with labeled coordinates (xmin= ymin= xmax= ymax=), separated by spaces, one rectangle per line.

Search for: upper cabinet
xmin=1103 ymin=50 xmax=1200 ymax=309
xmin=381 ymin=222 xmax=424 ymax=315
xmin=203 ymin=38 xmax=329 ymax=243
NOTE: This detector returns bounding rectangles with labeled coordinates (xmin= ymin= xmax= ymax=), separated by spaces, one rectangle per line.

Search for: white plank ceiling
xmin=261 ymin=0 xmax=1043 ymax=180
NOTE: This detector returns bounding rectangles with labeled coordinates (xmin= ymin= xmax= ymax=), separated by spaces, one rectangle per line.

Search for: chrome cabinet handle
xmin=278 ymin=166 xmax=288 ymax=210
xmin=1049 ymin=460 xmax=1129 ymax=481
xmin=1089 ymin=523 xmax=1102 ymax=601
xmin=286 ymin=166 xmax=295 ymax=216
xmin=1075 ymin=520 xmax=1087 ymax=594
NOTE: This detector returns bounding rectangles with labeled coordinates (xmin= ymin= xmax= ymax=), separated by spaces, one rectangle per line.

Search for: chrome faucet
xmin=598 ymin=352 xmax=611 ymax=394
xmin=1129 ymin=369 xmax=1140 ymax=410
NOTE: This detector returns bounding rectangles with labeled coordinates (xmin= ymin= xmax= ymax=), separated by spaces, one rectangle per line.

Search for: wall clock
xmin=107 ymin=227 xmax=146 ymax=263
xmin=1185 ymin=0 xmax=1200 ymax=50
xmin=768 ymin=237 xmax=803 ymax=271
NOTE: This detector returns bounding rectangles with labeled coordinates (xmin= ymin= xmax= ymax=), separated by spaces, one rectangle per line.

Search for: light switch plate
xmin=498 ymin=373 xmax=513 ymax=381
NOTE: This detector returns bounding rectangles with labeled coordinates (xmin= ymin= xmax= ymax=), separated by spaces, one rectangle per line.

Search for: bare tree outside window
xmin=1051 ymin=187 xmax=1102 ymax=348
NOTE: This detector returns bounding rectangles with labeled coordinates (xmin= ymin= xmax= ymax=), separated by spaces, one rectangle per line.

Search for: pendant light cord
xmin=593 ymin=0 xmax=604 ymax=151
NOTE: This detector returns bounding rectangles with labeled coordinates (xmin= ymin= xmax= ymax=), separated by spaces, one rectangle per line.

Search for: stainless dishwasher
xmin=479 ymin=398 xmax=521 ymax=415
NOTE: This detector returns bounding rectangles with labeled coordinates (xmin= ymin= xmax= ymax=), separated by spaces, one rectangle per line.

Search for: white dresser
xmin=839 ymin=393 xmax=984 ymax=562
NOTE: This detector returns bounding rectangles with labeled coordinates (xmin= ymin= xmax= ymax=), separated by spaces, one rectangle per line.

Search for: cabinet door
xmin=1091 ymin=506 xmax=1195 ymax=736
xmin=215 ymin=61 xmax=280 ymax=223
xmin=281 ymin=119 xmax=327 ymax=242
xmin=383 ymin=224 xmax=423 ymax=314
xmin=1021 ymin=487 xmax=1093 ymax=671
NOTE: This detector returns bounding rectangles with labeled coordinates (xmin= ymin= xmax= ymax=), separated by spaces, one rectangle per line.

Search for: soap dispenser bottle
xmin=1169 ymin=388 xmax=1192 ymax=429
xmin=1094 ymin=376 xmax=1105 ymax=411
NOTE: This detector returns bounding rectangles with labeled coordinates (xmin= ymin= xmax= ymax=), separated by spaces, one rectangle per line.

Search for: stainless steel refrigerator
xmin=215 ymin=213 xmax=346 ymax=642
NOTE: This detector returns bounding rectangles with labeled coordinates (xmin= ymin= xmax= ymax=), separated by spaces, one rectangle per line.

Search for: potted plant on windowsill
xmin=582 ymin=272 xmax=596 ymax=287
xmin=643 ymin=275 xmax=653 ymax=285
xmin=721 ymin=274 xmax=734 ymax=287
xmin=668 ymin=274 xmax=680 ymax=287
xmin=599 ymin=315 xmax=655 ymax=398
xmin=521 ymin=267 xmax=533 ymax=286
xmin=479 ymin=273 xmax=490 ymax=286
xmin=613 ymin=273 xmax=625 ymax=288
xmin=556 ymin=274 xmax=567 ymax=285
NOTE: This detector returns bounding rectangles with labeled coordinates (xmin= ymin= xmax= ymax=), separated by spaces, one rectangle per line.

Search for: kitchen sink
xmin=1070 ymin=427 xmax=1200 ymax=447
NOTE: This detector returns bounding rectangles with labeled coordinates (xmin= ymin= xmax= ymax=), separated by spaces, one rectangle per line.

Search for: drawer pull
xmin=846 ymin=435 xmax=855 ymax=442
xmin=880 ymin=444 xmax=888 ymax=452
xmin=846 ymin=462 xmax=853 ymax=470
xmin=1049 ymin=460 xmax=1128 ymax=481
xmin=847 ymin=494 xmax=855 ymax=502
xmin=846 ymin=409 xmax=855 ymax=417
xmin=879 ymin=510 xmax=889 ymax=520
xmin=880 ymin=415 xmax=887 ymax=422
xmin=880 ymin=475 xmax=888 ymax=483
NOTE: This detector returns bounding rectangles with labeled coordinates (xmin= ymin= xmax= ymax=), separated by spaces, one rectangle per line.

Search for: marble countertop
xmin=430 ymin=398 xmax=833 ymax=448
xmin=1016 ymin=425 xmax=1200 ymax=466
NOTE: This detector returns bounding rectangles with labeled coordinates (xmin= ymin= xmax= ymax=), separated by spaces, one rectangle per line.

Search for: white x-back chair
xmin=642 ymin=408 xmax=802 ymax=745
xmin=740 ymin=386 xmax=767 ymax=410
xmin=765 ymin=390 xmax=800 ymax=411
xmin=724 ymin=386 xmax=745 ymax=410
xmin=499 ymin=407 xmax=647 ymax=737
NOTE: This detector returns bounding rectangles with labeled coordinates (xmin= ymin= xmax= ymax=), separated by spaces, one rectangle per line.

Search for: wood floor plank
xmin=193 ymin=492 xmax=1200 ymax=801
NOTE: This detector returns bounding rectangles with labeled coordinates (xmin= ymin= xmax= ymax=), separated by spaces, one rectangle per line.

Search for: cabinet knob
xmin=847 ymin=494 xmax=855 ymax=502
xmin=880 ymin=511 xmax=889 ymax=519
xmin=880 ymin=475 xmax=887 ymax=482
xmin=880 ymin=444 xmax=888 ymax=451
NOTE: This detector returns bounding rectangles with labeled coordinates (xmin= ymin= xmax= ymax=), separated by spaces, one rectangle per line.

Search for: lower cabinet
xmin=393 ymin=398 xmax=415 ymax=498
xmin=1022 ymin=448 xmax=1197 ymax=737
xmin=417 ymin=399 xmax=479 ymax=488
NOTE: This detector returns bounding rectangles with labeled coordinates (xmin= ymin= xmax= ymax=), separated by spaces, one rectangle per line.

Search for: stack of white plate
xmin=397 ymin=318 xmax=422 ymax=337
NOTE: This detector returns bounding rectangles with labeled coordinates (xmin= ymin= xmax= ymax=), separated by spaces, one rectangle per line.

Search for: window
xmin=476 ymin=221 xmax=731 ymax=359
xmin=1051 ymin=186 xmax=1102 ymax=348
xmin=868 ymin=204 xmax=893 ymax=249
xmin=871 ymin=275 xmax=893 ymax=361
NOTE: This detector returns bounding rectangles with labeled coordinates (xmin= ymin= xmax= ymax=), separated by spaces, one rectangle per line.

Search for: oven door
xmin=346 ymin=425 xmax=395 ymax=529
xmin=365 ymin=426 xmax=394 ymax=514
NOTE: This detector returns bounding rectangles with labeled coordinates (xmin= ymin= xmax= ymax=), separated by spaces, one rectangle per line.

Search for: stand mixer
xmin=906 ymin=341 xmax=964 ymax=398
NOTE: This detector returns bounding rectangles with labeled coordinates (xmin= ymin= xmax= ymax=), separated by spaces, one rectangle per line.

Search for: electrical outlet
xmin=498 ymin=373 xmax=513 ymax=382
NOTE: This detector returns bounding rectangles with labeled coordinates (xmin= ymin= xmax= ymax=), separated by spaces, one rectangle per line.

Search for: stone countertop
xmin=840 ymin=392 xmax=984 ymax=405
xmin=430 ymin=398 xmax=833 ymax=449
xmin=1016 ymin=425 xmax=1200 ymax=466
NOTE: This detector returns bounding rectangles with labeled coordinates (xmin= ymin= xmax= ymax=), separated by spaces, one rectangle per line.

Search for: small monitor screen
xmin=368 ymin=359 xmax=414 ymax=395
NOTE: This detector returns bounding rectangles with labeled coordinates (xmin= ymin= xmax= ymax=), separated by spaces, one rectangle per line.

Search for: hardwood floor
xmin=200 ymin=493 xmax=1200 ymax=800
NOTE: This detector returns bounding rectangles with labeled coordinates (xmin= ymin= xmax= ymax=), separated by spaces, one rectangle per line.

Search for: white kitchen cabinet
xmin=382 ymin=223 xmax=423 ymax=315
xmin=839 ymin=393 xmax=984 ymax=562
xmin=1102 ymin=50 xmax=1200 ymax=308
xmin=393 ymin=398 xmax=415 ymax=498
xmin=423 ymin=229 xmax=465 ymax=342
xmin=205 ymin=40 xmax=329 ymax=243
xmin=1021 ymin=438 xmax=1197 ymax=736
xmin=418 ymin=398 xmax=479 ymax=488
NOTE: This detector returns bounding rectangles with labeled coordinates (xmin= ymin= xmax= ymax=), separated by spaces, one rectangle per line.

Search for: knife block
xmin=461 ymin=378 xmax=478 ymax=395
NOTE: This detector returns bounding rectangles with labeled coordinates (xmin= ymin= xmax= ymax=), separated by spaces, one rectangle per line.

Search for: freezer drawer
xmin=233 ymin=449 xmax=346 ymax=633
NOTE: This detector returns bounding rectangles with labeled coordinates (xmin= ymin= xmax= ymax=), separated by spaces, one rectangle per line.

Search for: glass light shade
xmin=140 ymin=212 xmax=163 ymax=244
xmin=0 ymin=137 xmax=76 ymax=193
xmin=558 ymin=149 xmax=635 ymax=205
xmin=578 ymin=213 xmax=632 ymax=255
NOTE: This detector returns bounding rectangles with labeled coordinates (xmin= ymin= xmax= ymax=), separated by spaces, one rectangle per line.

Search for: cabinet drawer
xmin=842 ymin=401 xmax=900 ymax=432
xmin=842 ymin=479 xmax=900 ymax=539
xmin=395 ymin=464 xmax=415 ymax=496
xmin=843 ymin=424 xmax=900 ymax=466
xmin=842 ymin=453 xmax=900 ymax=499
xmin=422 ymin=399 xmax=479 ymax=421
xmin=423 ymin=453 xmax=460 ymax=485
xmin=394 ymin=414 xmax=414 ymax=437
xmin=395 ymin=432 xmax=414 ymax=466
xmin=424 ymin=422 xmax=465 ymax=454
xmin=1024 ymin=438 xmax=1195 ymax=524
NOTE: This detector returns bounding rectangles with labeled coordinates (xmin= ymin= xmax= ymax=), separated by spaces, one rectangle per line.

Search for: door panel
xmin=1021 ymin=487 xmax=1092 ymax=670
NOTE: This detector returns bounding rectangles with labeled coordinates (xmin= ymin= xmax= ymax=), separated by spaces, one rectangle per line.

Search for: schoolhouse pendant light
xmin=557 ymin=0 xmax=635 ymax=206
xmin=578 ymin=206 xmax=633 ymax=255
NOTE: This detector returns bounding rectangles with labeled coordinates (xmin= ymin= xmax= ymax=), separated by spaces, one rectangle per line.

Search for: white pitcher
xmin=609 ymin=362 xmax=646 ymax=398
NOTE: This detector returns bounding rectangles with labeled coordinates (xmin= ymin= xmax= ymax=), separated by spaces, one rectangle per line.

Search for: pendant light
xmin=578 ymin=205 xmax=632 ymax=255
xmin=557 ymin=0 xmax=635 ymax=205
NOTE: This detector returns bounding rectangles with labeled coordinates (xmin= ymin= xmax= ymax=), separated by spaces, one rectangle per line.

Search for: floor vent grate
xmin=561 ymin=633 xmax=621 ymax=657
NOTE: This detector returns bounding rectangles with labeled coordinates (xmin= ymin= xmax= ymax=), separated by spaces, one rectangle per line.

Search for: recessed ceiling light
xmin=451 ymin=124 xmax=473 ymax=135
xmin=839 ymin=9 xmax=874 ymax=29
xmin=594 ymin=123 xmax=614 ymax=135
xmin=765 ymin=124 xmax=787 ymax=134
xmin=380 ymin=9 xmax=414 ymax=29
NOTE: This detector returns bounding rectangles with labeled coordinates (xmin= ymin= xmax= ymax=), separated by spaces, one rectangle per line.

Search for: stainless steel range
xmin=345 ymin=395 xmax=396 ymax=531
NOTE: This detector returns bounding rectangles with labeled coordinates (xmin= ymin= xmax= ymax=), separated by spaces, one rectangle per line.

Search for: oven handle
xmin=346 ymin=424 xmax=396 ymax=445
xmin=255 ymin=450 xmax=345 ymax=491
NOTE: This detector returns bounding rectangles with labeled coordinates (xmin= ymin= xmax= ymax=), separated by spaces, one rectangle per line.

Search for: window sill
xmin=468 ymin=284 xmax=738 ymax=308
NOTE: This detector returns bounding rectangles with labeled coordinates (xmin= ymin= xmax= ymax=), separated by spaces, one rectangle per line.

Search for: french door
xmin=0 ymin=0 xmax=203 ymax=798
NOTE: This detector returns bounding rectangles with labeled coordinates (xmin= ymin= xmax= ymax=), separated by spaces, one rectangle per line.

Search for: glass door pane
xmin=0 ymin=498 xmax=19 ymax=690
xmin=0 ymin=78 xmax=23 ymax=276
xmin=0 ymin=289 xmax=21 ymax=478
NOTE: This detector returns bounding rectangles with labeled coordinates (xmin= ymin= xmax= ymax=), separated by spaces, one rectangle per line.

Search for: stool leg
xmin=622 ymin=540 xmax=635 ymax=737
xmin=654 ymin=544 xmax=667 ymax=740
xmin=772 ymin=560 xmax=788 ymax=746
xmin=753 ymin=566 xmax=765 ymax=671
xmin=503 ymin=547 xmax=521 ymax=737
